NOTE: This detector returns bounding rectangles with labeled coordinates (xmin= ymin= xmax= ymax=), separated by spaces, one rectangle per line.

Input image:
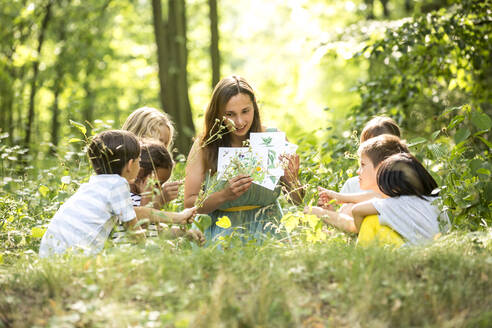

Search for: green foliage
xmin=350 ymin=0 xmax=491 ymax=135
xmin=408 ymin=105 xmax=492 ymax=229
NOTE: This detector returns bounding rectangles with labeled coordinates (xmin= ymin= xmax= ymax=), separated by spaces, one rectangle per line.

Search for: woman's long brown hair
xmin=200 ymin=76 xmax=262 ymax=174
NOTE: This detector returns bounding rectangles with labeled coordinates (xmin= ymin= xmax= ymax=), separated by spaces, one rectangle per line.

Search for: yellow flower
xmin=216 ymin=216 xmax=231 ymax=229
xmin=31 ymin=227 xmax=46 ymax=239
xmin=256 ymin=166 xmax=262 ymax=172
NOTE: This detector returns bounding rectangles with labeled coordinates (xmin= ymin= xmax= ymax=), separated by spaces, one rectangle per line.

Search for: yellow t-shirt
xmin=358 ymin=215 xmax=404 ymax=247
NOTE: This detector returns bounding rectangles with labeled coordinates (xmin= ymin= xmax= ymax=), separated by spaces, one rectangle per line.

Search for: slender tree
xmin=25 ymin=0 xmax=53 ymax=149
xmin=209 ymin=0 xmax=220 ymax=89
xmin=151 ymin=0 xmax=195 ymax=154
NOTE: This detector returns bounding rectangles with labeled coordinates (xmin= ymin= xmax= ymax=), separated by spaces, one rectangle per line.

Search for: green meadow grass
xmin=1 ymin=231 xmax=491 ymax=328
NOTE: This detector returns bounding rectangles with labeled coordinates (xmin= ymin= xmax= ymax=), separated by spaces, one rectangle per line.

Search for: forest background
xmin=1 ymin=0 xmax=491 ymax=327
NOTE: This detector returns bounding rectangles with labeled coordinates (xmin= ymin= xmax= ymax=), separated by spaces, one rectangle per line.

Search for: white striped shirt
xmin=39 ymin=174 xmax=136 ymax=257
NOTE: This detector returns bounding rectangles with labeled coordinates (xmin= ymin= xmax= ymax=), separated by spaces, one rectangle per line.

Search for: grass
xmin=1 ymin=230 xmax=491 ymax=328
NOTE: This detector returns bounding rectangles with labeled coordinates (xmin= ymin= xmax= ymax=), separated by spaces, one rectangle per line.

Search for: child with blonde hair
xmin=122 ymin=107 xmax=175 ymax=150
xmin=122 ymin=107 xmax=181 ymax=203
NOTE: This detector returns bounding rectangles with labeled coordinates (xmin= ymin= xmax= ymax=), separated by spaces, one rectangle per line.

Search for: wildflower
xmin=256 ymin=166 xmax=262 ymax=172
xmin=61 ymin=176 xmax=71 ymax=184
xmin=216 ymin=216 xmax=231 ymax=229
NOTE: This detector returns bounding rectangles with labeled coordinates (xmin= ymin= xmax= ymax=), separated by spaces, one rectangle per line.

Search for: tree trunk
xmin=380 ymin=0 xmax=389 ymax=18
xmin=50 ymin=86 xmax=60 ymax=154
xmin=174 ymin=0 xmax=195 ymax=152
xmin=404 ymin=0 xmax=413 ymax=13
xmin=50 ymin=26 xmax=67 ymax=153
xmin=209 ymin=0 xmax=220 ymax=89
xmin=0 ymin=64 xmax=14 ymax=142
xmin=152 ymin=0 xmax=172 ymax=112
xmin=24 ymin=0 xmax=52 ymax=149
xmin=152 ymin=0 xmax=195 ymax=155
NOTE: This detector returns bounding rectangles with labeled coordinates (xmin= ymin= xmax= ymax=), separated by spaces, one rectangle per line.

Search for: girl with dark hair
xmin=184 ymin=75 xmax=302 ymax=242
xmin=130 ymin=141 xmax=174 ymax=209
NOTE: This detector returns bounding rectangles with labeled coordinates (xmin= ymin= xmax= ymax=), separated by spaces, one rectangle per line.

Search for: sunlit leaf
xmin=476 ymin=136 xmax=492 ymax=149
xmin=69 ymin=120 xmax=87 ymax=135
xmin=69 ymin=138 xmax=82 ymax=143
xmin=430 ymin=130 xmax=440 ymax=140
xmin=39 ymin=185 xmax=49 ymax=197
xmin=476 ymin=168 xmax=491 ymax=176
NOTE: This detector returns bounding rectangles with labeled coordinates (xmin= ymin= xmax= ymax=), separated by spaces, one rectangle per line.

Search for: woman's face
xmin=222 ymin=93 xmax=255 ymax=138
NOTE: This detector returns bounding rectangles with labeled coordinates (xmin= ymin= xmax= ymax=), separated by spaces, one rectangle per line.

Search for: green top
xmin=203 ymin=128 xmax=284 ymax=242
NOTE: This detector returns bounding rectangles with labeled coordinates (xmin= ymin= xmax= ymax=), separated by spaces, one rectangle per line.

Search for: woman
xmin=184 ymin=76 xmax=302 ymax=242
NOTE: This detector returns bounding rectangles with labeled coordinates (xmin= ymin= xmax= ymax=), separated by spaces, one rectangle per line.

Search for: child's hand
xmin=174 ymin=206 xmax=197 ymax=224
xmin=185 ymin=229 xmax=206 ymax=246
xmin=318 ymin=187 xmax=341 ymax=206
xmin=317 ymin=197 xmax=335 ymax=210
xmin=161 ymin=180 xmax=182 ymax=202
xmin=304 ymin=205 xmax=327 ymax=218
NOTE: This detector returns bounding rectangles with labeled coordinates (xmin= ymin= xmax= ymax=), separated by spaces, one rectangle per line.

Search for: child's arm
xmin=134 ymin=206 xmax=197 ymax=225
xmin=304 ymin=206 xmax=358 ymax=234
xmin=351 ymin=201 xmax=379 ymax=232
xmin=318 ymin=186 xmax=381 ymax=205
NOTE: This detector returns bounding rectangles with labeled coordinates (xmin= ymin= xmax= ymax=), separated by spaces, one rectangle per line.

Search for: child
xmin=122 ymin=107 xmax=175 ymax=150
xmin=122 ymin=107 xmax=181 ymax=204
xmin=114 ymin=141 xmax=205 ymax=245
xmin=132 ymin=140 xmax=175 ymax=209
xmin=305 ymin=134 xmax=409 ymax=234
xmin=335 ymin=116 xmax=402 ymax=194
xmin=39 ymin=130 xmax=196 ymax=257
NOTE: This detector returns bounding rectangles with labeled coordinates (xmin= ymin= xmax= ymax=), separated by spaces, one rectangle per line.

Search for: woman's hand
xmin=222 ymin=175 xmax=253 ymax=201
xmin=161 ymin=180 xmax=182 ymax=203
